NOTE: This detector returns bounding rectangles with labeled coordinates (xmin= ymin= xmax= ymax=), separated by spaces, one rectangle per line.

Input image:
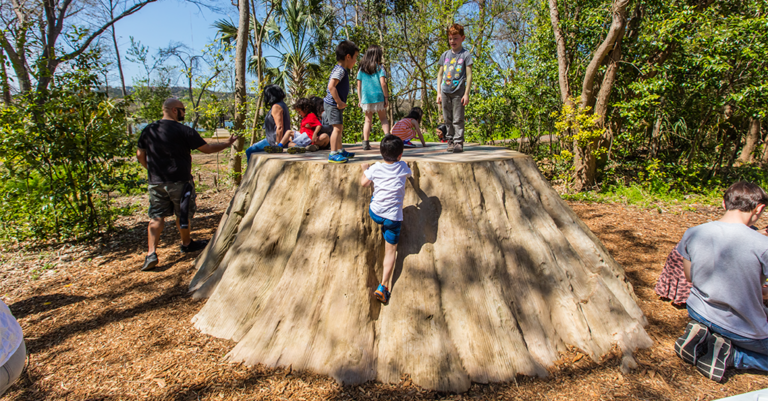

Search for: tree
xmin=229 ymin=0 xmax=250 ymax=186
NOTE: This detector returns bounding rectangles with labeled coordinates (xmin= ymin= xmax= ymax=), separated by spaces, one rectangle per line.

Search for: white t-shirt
xmin=0 ymin=299 xmax=22 ymax=367
xmin=364 ymin=161 xmax=412 ymax=221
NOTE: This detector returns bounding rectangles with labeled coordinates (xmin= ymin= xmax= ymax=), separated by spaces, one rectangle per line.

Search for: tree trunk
xmin=737 ymin=117 xmax=760 ymax=165
xmin=109 ymin=0 xmax=127 ymax=97
xmin=230 ymin=0 xmax=250 ymax=185
xmin=0 ymin=48 xmax=12 ymax=104
xmin=188 ymin=147 xmax=652 ymax=392
xmin=547 ymin=0 xmax=571 ymax=105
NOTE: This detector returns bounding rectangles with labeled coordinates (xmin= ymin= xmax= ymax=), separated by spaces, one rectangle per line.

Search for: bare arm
xmin=272 ymin=104 xmax=285 ymax=143
xmin=137 ymin=148 xmax=148 ymax=169
xmin=380 ymin=76 xmax=389 ymax=108
xmin=415 ymin=123 xmax=427 ymax=147
xmin=436 ymin=66 xmax=444 ymax=104
xmin=327 ymin=78 xmax=345 ymax=109
xmin=360 ymin=163 xmax=372 ymax=187
xmin=683 ymin=258 xmax=692 ymax=282
xmin=312 ymin=126 xmax=321 ymax=144
xmin=357 ymin=79 xmax=362 ymax=107
xmin=197 ymin=136 xmax=238 ymax=154
xmin=461 ymin=65 xmax=473 ymax=106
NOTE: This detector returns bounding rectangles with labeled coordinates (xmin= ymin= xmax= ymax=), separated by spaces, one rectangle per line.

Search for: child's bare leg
xmin=376 ymin=109 xmax=390 ymax=135
xmin=280 ymin=130 xmax=293 ymax=146
xmin=315 ymin=134 xmax=330 ymax=148
xmin=331 ymin=125 xmax=343 ymax=152
xmin=381 ymin=242 xmax=397 ymax=288
xmin=363 ymin=111 xmax=373 ymax=141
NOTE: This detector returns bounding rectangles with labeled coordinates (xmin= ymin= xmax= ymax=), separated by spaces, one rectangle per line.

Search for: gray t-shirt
xmin=439 ymin=47 xmax=473 ymax=94
xmin=677 ymin=221 xmax=768 ymax=339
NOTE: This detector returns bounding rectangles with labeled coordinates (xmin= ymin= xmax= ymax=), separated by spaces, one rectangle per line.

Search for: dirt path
xmin=1 ymin=175 xmax=766 ymax=399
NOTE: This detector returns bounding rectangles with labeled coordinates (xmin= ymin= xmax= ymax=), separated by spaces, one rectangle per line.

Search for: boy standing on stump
xmin=360 ymin=135 xmax=412 ymax=303
xmin=674 ymin=181 xmax=768 ymax=382
xmin=436 ymin=23 xmax=473 ymax=153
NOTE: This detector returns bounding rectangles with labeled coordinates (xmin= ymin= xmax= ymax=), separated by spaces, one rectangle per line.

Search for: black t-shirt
xmin=137 ymin=120 xmax=207 ymax=184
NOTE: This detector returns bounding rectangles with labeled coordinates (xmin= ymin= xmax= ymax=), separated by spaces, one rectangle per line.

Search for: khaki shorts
xmin=148 ymin=181 xmax=196 ymax=220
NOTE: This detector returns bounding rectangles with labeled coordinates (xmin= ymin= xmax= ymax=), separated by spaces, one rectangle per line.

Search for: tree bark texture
xmin=230 ymin=0 xmax=250 ymax=185
xmin=547 ymin=0 xmax=571 ymax=105
xmin=738 ymin=117 xmax=760 ymax=164
xmin=188 ymin=148 xmax=652 ymax=392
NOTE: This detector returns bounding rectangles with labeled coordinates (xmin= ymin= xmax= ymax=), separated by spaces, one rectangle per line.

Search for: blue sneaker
xmin=339 ymin=149 xmax=355 ymax=158
xmin=328 ymin=153 xmax=348 ymax=163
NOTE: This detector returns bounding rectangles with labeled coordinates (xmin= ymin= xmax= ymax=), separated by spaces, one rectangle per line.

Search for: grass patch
xmin=561 ymin=182 xmax=722 ymax=210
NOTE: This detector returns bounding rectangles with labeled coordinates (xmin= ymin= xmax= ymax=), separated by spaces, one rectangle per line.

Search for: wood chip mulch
xmin=2 ymin=191 xmax=768 ymax=400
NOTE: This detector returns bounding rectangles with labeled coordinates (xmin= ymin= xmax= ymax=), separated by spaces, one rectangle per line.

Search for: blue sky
xmin=111 ymin=0 xmax=235 ymax=85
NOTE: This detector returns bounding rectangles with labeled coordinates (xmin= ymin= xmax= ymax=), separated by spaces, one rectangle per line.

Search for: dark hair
xmin=448 ymin=23 xmax=465 ymax=37
xmin=293 ymin=98 xmax=314 ymax=114
xmin=310 ymin=96 xmax=324 ymax=116
xmin=335 ymin=40 xmax=359 ymax=62
xmin=723 ymin=181 xmax=768 ymax=212
xmin=380 ymin=134 xmax=404 ymax=162
xmin=405 ymin=107 xmax=424 ymax=122
xmin=436 ymin=124 xmax=447 ymax=135
xmin=359 ymin=45 xmax=383 ymax=75
xmin=263 ymin=84 xmax=285 ymax=106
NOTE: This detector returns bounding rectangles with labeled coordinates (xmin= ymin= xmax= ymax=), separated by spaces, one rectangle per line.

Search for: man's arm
xmin=462 ymin=65 xmax=472 ymax=106
xmin=328 ymin=78 xmax=346 ymax=109
xmin=436 ymin=66 xmax=444 ymax=104
xmin=271 ymin=104 xmax=286 ymax=143
xmin=197 ymin=136 xmax=238 ymax=154
xmin=360 ymin=163 xmax=372 ymax=187
xmin=137 ymin=148 xmax=148 ymax=169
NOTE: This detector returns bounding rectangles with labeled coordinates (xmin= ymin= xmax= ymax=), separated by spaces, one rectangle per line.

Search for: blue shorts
xmin=369 ymin=209 xmax=401 ymax=245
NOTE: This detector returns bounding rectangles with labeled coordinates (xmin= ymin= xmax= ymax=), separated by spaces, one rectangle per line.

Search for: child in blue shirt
xmin=360 ymin=135 xmax=412 ymax=303
xmin=356 ymin=45 xmax=390 ymax=151
xmin=324 ymin=40 xmax=359 ymax=163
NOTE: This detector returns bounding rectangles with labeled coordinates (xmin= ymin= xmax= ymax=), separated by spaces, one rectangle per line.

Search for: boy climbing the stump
xmin=436 ymin=23 xmax=472 ymax=153
xmin=360 ymin=135 xmax=412 ymax=303
xmin=674 ymin=181 xmax=768 ymax=382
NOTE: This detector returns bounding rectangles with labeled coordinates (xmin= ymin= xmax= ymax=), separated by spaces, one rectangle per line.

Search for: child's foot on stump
xmin=264 ymin=146 xmax=284 ymax=153
xmin=374 ymin=284 xmax=391 ymax=303
xmin=675 ymin=321 xmax=709 ymax=365
xmin=287 ymin=147 xmax=306 ymax=154
xmin=328 ymin=153 xmax=348 ymax=163
xmin=446 ymin=142 xmax=455 ymax=153
xmin=340 ymin=149 xmax=355 ymax=158
xmin=307 ymin=144 xmax=319 ymax=152
xmin=696 ymin=333 xmax=733 ymax=382
xmin=453 ymin=142 xmax=464 ymax=153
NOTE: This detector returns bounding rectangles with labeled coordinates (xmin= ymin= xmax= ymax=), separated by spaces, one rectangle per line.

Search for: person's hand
xmin=227 ymin=135 xmax=239 ymax=145
xmin=461 ymin=94 xmax=470 ymax=106
xmin=759 ymin=227 xmax=768 ymax=236
xmin=360 ymin=163 xmax=370 ymax=171
xmin=337 ymin=101 xmax=347 ymax=110
xmin=384 ymin=99 xmax=389 ymax=108
xmin=436 ymin=94 xmax=442 ymax=104
xmin=358 ymin=102 xmax=363 ymax=109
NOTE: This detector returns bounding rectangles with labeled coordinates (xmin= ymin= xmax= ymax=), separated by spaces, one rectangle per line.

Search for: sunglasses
xmin=176 ymin=107 xmax=186 ymax=112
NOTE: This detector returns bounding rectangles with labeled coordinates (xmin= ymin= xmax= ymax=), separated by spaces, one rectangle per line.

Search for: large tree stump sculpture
xmin=188 ymin=144 xmax=652 ymax=392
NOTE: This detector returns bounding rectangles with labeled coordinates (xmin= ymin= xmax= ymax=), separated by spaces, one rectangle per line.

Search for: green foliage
xmin=0 ymin=51 xmax=143 ymax=241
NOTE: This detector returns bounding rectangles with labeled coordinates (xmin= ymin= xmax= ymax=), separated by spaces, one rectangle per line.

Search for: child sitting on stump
xmin=360 ymin=135 xmax=412 ymax=303
xmin=674 ymin=181 xmax=768 ymax=382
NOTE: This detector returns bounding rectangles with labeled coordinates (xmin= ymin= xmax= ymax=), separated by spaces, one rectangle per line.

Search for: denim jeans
xmin=688 ymin=306 xmax=768 ymax=371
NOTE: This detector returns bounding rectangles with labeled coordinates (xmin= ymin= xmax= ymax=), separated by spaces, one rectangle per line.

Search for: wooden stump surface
xmin=188 ymin=143 xmax=652 ymax=392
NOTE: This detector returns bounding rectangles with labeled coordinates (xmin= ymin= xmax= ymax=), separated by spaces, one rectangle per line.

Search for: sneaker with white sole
xmin=675 ymin=321 xmax=709 ymax=365
xmin=696 ymin=333 xmax=733 ymax=382
xmin=141 ymin=252 xmax=158 ymax=271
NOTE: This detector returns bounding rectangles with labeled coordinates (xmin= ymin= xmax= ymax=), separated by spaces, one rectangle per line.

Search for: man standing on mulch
xmin=136 ymin=98 xmax=237 ymax=271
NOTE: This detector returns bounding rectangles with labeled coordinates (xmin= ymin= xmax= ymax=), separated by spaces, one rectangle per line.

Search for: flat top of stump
xmin=251 ymin=142 xmax=526 ymax=164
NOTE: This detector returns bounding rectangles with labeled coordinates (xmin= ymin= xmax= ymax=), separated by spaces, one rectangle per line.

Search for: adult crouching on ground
xmin=137 ymin=98 xmax=238 ymax=271
xmin=245 ymin=85 xmax=291 ymax=160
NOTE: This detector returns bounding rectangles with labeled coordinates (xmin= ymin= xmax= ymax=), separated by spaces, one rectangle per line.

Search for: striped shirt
xmin=323 ymin=65 xmax=349 ymax=106
xmin=391 ymin=118 xmax=419 ymax=142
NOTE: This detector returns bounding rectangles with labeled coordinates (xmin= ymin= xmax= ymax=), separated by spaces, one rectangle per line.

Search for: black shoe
xmin=180 ymin=239 xmax=208 ymax=253
xmin=675 ymin=321 xmax=709 ymax=365
xmin=696 ymin=333 xmax=733 ymax=382
xmin=141 ymin=252 xmax=158 ymax=271
xmin=363 ymin=140 xmax=371 ymax=151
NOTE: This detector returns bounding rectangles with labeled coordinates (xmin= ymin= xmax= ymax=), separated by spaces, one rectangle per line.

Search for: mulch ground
xmin=2 ymin=172 xmax=768 ymax=399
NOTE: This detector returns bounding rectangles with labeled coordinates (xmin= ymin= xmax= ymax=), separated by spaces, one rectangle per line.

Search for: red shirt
xmin=300 ymin=113 xmax=321 ymax=139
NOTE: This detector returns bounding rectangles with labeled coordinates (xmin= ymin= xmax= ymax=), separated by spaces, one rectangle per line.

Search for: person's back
xmin=679 ymin=221 xmax=768 ymax=338
xmin=138 ymin=120 xmax=206 ymax=184
xmin=674 ymin=181 xmax=768 ymax=383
